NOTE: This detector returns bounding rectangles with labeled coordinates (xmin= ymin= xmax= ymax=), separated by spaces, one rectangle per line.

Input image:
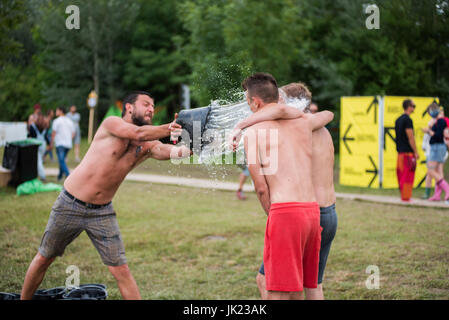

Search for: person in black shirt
xmin=423 ymin=103 xmax=449 ymax=202
xmin=394 ymin=99 xmax=419 ymax=201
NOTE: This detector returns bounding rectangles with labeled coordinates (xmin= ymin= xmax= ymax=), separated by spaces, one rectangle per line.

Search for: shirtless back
xmin=248 ymin=117 xmax=316 ymax=205
xmin=311 ymin=126 xmax=336 ymax=207
xmin=244 ymin=112 xmax=334 ymax=214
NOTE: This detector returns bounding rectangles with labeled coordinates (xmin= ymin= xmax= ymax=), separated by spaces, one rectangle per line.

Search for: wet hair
xmin=281 ymin=82 xmax=312 ymax=101
xmin=402 ymin=99 xmax=415 ymax=110
xmin=241 ymin=72 xmax=279 ymax=103
xmin=280 ymin=82 xmax=312 ymax=112
xmin=122 ymin=91 xmax=153 ymax=117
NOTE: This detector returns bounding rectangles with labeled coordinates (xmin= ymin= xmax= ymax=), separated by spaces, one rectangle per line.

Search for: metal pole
xmin=88 ymin=108 xmax=94 ymax=144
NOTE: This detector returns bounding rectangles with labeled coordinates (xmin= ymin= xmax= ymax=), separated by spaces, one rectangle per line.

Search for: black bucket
xmin=0 ymin=292 xmax=20 ymax=300
xmin=62 ymin=285 xmax=107 ymax=300
xmin=176 ymin=106 xmax=211 ymax=153
xmin=32 ymin=286 xmax=67 ymax=300
xmin=79 ymin=283 xmax=107 ymax=290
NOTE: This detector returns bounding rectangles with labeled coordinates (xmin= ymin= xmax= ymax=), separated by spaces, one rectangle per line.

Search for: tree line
xmin=1 ymin=0 xmax=448 ymax=137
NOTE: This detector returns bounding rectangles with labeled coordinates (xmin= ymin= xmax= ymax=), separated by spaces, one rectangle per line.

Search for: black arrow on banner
xmin=422 ymin=98 xmax=439 ymax=118
xmin=383 ymin=127 xmax=396 ymax=150
xmin=342 ymin=124 xmax=355 ymax=154
xmin=366 ymin=97 xmax=378 ymax=124
xmin=365 ymin=155 xmax=378 ymax=188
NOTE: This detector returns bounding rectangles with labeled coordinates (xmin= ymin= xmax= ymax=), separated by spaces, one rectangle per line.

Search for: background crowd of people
xmin=27 ymin=104 xmax=81 ymax=182
xmin=395 ymin=100 xmax=449 ymax=203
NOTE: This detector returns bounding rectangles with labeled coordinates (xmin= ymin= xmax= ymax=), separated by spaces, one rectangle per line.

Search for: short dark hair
xmin=403 ymin=99 xmax=415 ymax=110
xmin=57 ymin=106 xmax=66 ymax=114
xmin=242 ymin=72 xmax=279 ymax=103
xmin=122 ymin=91 xmax=153 ymax=117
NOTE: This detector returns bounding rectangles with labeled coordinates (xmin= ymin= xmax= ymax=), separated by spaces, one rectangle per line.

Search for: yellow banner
xmin=340 ymin=97 xmax=380 ymax=188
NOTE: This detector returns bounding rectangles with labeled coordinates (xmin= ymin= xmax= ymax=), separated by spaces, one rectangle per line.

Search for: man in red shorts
xmin=240 ymin=73 xmax=333 ymax=299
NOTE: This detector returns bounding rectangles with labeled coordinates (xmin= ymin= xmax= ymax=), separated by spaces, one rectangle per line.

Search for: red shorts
xmin=264 ymin=202 xmax=321 ymax=292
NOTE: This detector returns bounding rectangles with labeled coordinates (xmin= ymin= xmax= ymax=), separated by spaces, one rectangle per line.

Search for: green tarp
xmin=16 ymin=178 xmax=62 ymax=196
xmin=102 ymin=105 xmax=122 ymax=122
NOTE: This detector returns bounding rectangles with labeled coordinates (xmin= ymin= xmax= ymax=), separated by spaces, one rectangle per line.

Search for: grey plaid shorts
xmin=38 ymin=190 xmax=127 ymax=266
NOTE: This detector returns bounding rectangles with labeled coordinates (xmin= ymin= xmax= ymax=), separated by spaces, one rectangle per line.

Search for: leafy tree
xmin=0 ymin=0 xmax=26 ymax=67
xmin=123 ymin=0 xmax=190 ymax=122
xmin=34 ymin=0 xmax=139 ymax=133
xmin=179 ymin=0 xmax=308 ymax=105
xmin=0 ymin=0 xmax=45 ymax=121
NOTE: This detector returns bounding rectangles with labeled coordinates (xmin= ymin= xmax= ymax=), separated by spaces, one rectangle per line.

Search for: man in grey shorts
xmin=231 ymin=82 xmax=337 ymax=299
xmin=21 ymin=91 xmax=190 ymax=300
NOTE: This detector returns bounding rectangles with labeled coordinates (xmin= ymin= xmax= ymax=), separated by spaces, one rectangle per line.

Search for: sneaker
xmin=236 ymin=190 xmax=247 ymax=200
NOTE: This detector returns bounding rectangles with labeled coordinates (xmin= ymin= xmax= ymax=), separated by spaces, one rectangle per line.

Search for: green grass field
xmin=0 ymin=181 xmax=448 ymax=299
xmin=1 ymin=139 xmax=448 ymax=299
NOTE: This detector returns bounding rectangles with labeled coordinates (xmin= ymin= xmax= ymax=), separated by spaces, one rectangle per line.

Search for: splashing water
xmin=284 ymin=96 xmax=310 ymax=112
xmin=198 ymin=94 xmax=251 ymax=164
xmin=197 ymin=89 xmax=310 ymax=165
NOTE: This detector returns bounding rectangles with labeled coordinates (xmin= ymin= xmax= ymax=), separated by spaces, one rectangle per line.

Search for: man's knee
xmin=108 ymin=264 xmax=132 ymax=281
xmin=34 ymin=252 xmax=55 ymax=270
xmin=304 ymin=284 xmax=324 ymax=300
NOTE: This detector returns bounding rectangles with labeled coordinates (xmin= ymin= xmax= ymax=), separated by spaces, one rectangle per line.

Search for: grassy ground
xmin=1 ymin=138 xmax=448 ymax=299
xmin=0 ymin=181 xmax=448 ymax=299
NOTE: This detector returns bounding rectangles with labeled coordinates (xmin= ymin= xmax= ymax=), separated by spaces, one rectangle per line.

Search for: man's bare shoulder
xmin=102 ymin=116 xmax=123 ymax=127
xmin=95 ymin=117 xmax=130 ymax=141
xmin=247 ymin=120 xmax=280 ymax=130
xmin=101 ymin=116 xmax=129 ymax=133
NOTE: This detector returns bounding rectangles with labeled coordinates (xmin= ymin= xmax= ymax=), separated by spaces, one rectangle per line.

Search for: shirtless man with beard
xmin=21 ymin=91 xmax=190 ymax=300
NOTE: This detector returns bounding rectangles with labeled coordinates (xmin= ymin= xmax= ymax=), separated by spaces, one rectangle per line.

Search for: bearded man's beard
xmin=132 ymin=110 xmax=152 ymax=126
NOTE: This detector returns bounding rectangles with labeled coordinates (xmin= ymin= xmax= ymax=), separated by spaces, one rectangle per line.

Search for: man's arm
xmin=70 ymin=121 xmax=76 ymax=139
xmin=102 ymin=116 xmax=181 ymax=141
xmin=307 ymin=111 xmax=334 ymax=130
xmin=244 ymin=129 xmax=270 ymax=215
xmin=50 ymin=123 xmax=56 ymax=147
xmin=405 ymin=128 xmax=419 ymax=159
xmin=236 ymin=104 xmax=304 ymax=131
xmin=230 ymin=104 xmax=304 ymax=150
xmin=147 ymin=141 xmax=192 ymax=161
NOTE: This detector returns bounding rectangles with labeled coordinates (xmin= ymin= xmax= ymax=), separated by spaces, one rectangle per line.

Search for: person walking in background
xmin=28 ymin=114 xmax=48 ymax=182
xmin=423 ymin=103 xmax=449 ymax=202
xmin=421 ymin=107 xmax=449 ymax=199
xmin=43 ymin=110 xmax=55 ymax=162
xmin=394 ymin=99 xmax=419 ymax=202
xmin=27 ymin=104 xmax=41 ymax=133
xmin=236 ymin=164 xmax=250 ymax=200
xmin=51 ymin=107 xmax=75 ymax=181
xmin=66 ymin=105 xmax=81 ymax=162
